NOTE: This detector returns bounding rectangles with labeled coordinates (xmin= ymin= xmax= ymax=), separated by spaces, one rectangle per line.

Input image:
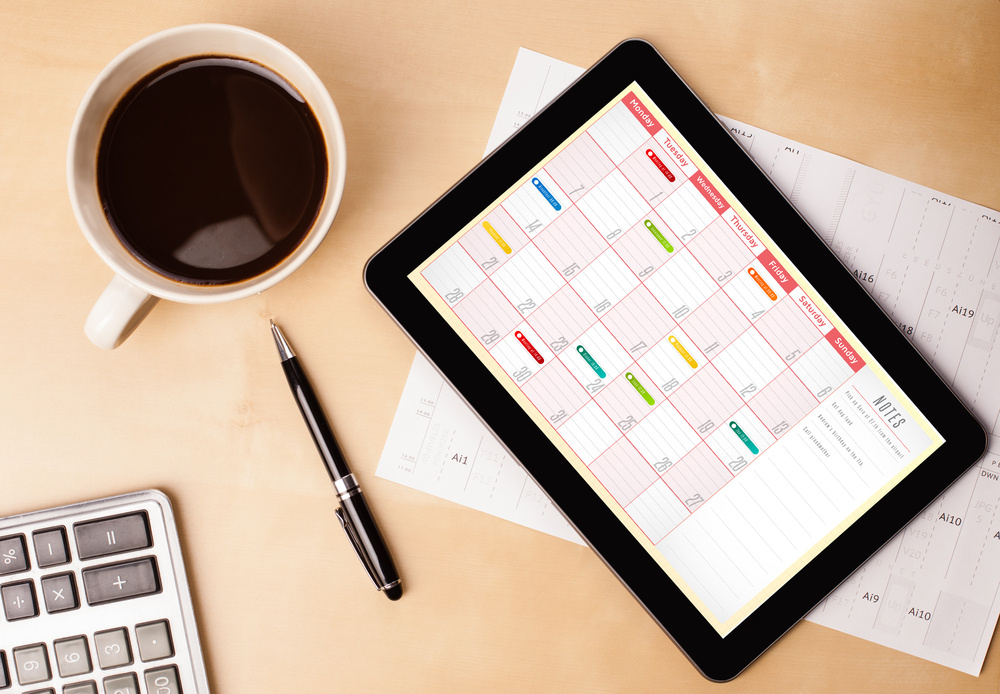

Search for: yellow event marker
xmin=669 ymin=335 xmax=698 ymax=368
xmin=747 ymin=267 xmax=777 ymax=301
xmin=482 ymin=221 xmax=512 ymax=254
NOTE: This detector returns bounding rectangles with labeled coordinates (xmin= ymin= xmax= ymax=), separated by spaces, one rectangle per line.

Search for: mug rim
xmin=67 ymin=23 xmax=347 ymax=304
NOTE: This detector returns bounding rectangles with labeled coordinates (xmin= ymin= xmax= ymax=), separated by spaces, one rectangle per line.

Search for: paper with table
xmin=377 ymin=48 xmax=1000 ymax=674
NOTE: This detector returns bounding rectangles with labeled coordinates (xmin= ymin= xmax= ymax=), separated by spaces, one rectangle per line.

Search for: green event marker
xmin=729 ymin=421 xmax=759 ymax=454
xmin=576 ymin=345 xmax=606 ymax=378
xmin=625 ymin=372 xmax=655 ymax=405
xmin=644 ymin=219 xmax=674 ymax=252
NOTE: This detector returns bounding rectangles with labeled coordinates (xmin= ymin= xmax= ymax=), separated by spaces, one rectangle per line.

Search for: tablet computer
xmin=364 ymin=39 xmax=986 ymax=680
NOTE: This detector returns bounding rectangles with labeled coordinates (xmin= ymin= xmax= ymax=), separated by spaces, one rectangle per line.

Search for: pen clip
xmin=334 ymin=507 xmax=381 ymax=590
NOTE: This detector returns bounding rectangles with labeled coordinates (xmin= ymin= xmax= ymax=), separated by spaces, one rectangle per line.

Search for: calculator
xmin=0 ymin=490 xmax=209 ymax=693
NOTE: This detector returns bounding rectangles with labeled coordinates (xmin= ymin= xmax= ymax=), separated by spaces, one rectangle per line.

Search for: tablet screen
xmin=407 ymin=83 xmax=944 ymax=636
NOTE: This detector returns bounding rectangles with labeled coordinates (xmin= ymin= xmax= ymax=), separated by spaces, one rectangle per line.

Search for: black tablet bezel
xmin=364 ymin=39 xmax=986 ymax=680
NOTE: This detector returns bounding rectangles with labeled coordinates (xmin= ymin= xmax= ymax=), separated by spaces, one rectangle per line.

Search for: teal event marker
xmin=729 ymin=421 xmax=759 ymax=454
xmin=576 ymin=345 xmax=606 ymax=378
xmin=644 ymin=219 xmax=674 ymax=252
xmin=626 ymin=372 xmax=655 ymax=405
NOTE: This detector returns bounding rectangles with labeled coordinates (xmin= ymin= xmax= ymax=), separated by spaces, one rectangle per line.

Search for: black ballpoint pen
xmin=270 ymin=320 xmax=403 ymax=600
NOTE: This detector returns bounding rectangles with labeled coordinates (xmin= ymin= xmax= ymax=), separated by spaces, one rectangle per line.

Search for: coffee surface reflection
xmin=97 ymin=56 xmax=327 ymax=285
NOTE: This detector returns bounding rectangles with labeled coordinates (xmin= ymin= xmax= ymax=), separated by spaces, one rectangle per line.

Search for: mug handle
xmin=84 ymin=274 xmax=160 ymax=349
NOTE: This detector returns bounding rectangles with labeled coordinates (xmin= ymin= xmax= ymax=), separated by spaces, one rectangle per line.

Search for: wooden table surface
xmin=2 ymin=1 xmax=998 ymax=691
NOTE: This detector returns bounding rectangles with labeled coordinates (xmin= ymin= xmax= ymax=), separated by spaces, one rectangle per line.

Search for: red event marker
xmin=645 ymin=149 xmax=676 ymax=182
xmin=515 ymin=331 xmax=545 ymax=364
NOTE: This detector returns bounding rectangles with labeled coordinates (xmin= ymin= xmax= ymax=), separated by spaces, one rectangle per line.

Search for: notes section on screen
xmin=413 ymin=84 xmax=940 ymax=633
xmin=657 ymin=367 xmax=932 ymax=623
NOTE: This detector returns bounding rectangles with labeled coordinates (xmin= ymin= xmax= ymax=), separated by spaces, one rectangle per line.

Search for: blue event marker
xmin=532 ymin=177 xmax=562 ymax=211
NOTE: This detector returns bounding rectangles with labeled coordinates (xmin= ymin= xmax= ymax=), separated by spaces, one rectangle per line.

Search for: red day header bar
xmin=622 ymin=92 xmax=662 ymax=134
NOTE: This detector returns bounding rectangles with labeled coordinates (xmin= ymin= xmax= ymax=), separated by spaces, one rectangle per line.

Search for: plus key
xmin=81 ymin=557 xmax=160 ymax=605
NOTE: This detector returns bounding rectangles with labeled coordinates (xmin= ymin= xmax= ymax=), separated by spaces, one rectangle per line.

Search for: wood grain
xmin=1 ymin=1 xmax=997 ymax=691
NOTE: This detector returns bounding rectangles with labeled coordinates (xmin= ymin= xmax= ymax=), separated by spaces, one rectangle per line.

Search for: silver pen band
xmin=334 ymin=473 xmax=360 ymax=500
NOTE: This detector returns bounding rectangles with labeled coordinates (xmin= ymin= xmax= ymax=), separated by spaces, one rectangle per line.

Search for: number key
xmin=102 ymin=672 xmax=139 ymax=694
xmin=144 ymin=665 xmax=181 ymax=694
xmin=94 ymin=629 xmax=132 ymax=670
xmin=63 ymin=682 xmax=98 ymax=694
xmin=54 ymin=636 xmax=92 ymax=677
xmin=0 ymin=650 xmax=8 ymax=688
xmin=12 ymin=643 xmax=50 ymax=686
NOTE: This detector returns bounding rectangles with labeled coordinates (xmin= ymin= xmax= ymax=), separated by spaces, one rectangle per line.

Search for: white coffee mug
xmin=68 ymin=24 xmax=346 ymax=349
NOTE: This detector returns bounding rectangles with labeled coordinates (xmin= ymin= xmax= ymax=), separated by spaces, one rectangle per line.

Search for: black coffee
xmin=97 ymin=56 xmax=327 ymax=285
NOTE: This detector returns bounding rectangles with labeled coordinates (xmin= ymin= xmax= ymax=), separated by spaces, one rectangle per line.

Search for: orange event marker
xmin=747 ymin=267 xmax=777 ymax=301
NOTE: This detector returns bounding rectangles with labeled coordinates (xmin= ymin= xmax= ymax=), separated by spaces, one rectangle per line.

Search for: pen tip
xmin=270 ymin=320 xmax=294 ymax=360
xmin=385 ymin=583 xmax=403 ymax=601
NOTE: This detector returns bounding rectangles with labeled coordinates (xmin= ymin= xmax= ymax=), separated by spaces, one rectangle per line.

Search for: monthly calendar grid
xmin=587 ymin=285 xmax=826 ymax=461
xmin=420 ymin=91 xmax=865 ymax=550
xmin=427 ymin=122 xmax=711 ymax=319
xmin=406 ymin=85 xmax=948 ymax=635
xmin=570 ymin=291 xmax=824 ymax=537
xmin=594 ymin=311 xmax=837 ymax=533
xmin=572 ymin=341 xmax=807 ymax=530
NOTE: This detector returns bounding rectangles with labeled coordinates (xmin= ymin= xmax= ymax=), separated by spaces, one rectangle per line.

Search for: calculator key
xmin=41 ymin=573 xmax=79 ymax=613
xmin=63 ymin=682 xmax=98 ymax=694
xmin=74 ymin=514 xmax=151 ymax=560
xmin=12 ymin=643 xmax=51 ymax=685
xmin=144 ymin=665 xmax=182 ymax=694
xmin=135 ymin=620 xmax=174 ymax=662
xmin=102 ymin=672 xmax=138 ymax=694
xmin=2 ymin=580 xmax=38 ymax=620
xmin=25 ymin=688 xmax=55 ymax=694
xmin=94 ymin=629 xmax=132 ymax=670
xmin=0 ymin=650 xmax=8 ymax=688
xmin=0 ymin=535 xmax=29 ymax=575
xmin=82 ymin=557 xmax=160 ymax=605
xmin=33 ymin=528 xmax=70 ymax=568
xmin=54 ymin=636 xmax=92 ymax=677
